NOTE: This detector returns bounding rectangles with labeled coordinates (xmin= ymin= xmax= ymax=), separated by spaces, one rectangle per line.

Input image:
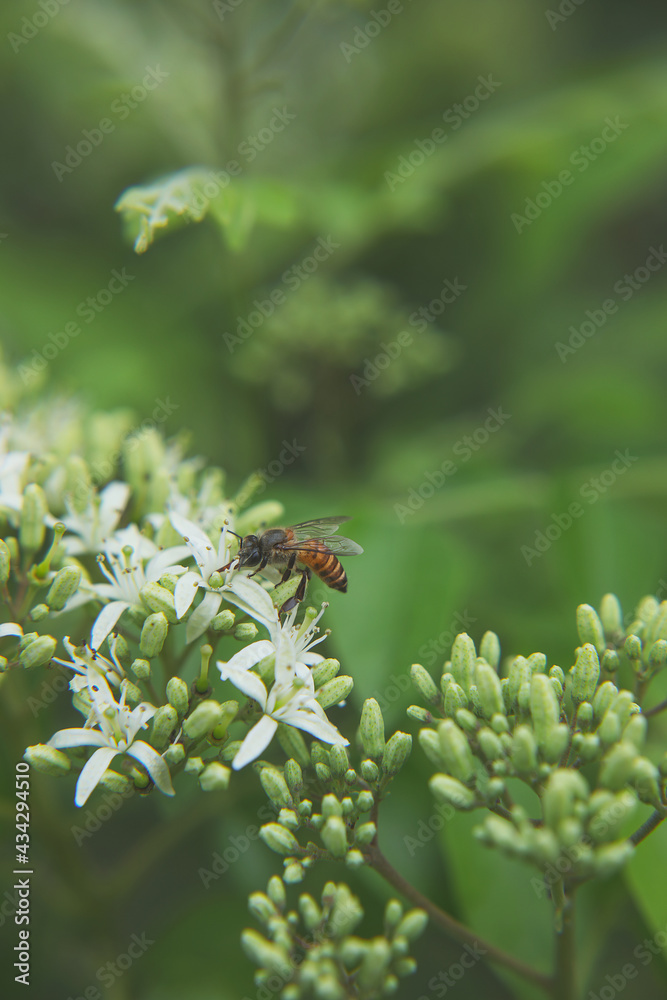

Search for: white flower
xmin=90 ymin=535 xmax=190 ymax=649
xmin=218 ymin=631 xmax=348 ymax=770
xmin=47 ymin=671 xmax=174 ymax=807
xmin=55 ymin=482 xmax=131 ymax=556
xmin=0 ymin=622 xmax=23 ymax=641
xmin=0 ymin=421 xmax=29 ymax=519
xmin=169 ymin=511 xmax=237 ymax=642
xmin=53 ymin=636 xmax=126 ymax=693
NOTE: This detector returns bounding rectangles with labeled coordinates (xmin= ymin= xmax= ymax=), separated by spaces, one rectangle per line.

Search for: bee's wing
xmin=288 ymin=517 xmax=352 ymax=540
xmin=279 ymin=536 xmax=364 ymax=557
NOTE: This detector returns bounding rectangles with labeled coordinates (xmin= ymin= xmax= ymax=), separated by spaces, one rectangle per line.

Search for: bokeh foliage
xmin=2 ymin=0 xmax=667 ymax=997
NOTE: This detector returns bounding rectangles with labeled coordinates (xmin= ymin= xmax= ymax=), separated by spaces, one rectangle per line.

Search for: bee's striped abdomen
xmin=299 ymin=541 xmax=348 ymax=593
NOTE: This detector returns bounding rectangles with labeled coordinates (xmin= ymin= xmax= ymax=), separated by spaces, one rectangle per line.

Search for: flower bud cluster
xmin=411 ymin=601 xmax=667 ymax=887
xmin=242 ymin=877 xmax=426 ymax=999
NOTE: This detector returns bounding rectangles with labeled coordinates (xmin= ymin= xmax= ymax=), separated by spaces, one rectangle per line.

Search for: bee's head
xmin=237 ymin=534 xmax=261 ymax=568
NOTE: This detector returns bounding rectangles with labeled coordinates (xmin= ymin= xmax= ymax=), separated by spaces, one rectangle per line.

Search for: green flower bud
xmin=0 ymin=539 xmax=11 ymax=583
xmin=601 ymin=649 xmax=620 ymax=674
xmin=340 ymin=938 xmax=368 ymax=967
xmin=599 ymin=741 xmax=639 ymax=791
xmin=98 ymin=770 xmax=133 ymax=795
xmin=543 ymin=724 xmax=570 ymax=763
xmin=276 ymin=724 xmax=310 ymax=769
xmin=45 ymin=565 xmax=81 ymax=611
xmin=381 ymin=731 xmax=412 ymax=776
xmin=260 ymin=766 xmax=292 ymax=809
xmin=248 ymin=891 xmax=277 ymax=926
xmin=184 ymin=756 xmax=204 ymax=775
xmin=140 ymin=612 xmax=168 ymax=657
xmin=354 ymin=821 xmax=377 ymax=846
xmin=648 ymin=640 xmax=667 ymax=669
xmin=571 ymin=644 xmax=601 ymax=703
xmin=612 ymin=690 xmax=637 ymax=729
xmin=480 ymin=631 xmax=500 ymax=670
xmin=530 ymin=827 xmax=560 ymax=866
xmin=183 ymin=699 xmax=223 ymax=740
xmin=322 ymin=794 xmax=343 ymax=819
xmin=298 ymin=892 xmax=322 ymax=931
xmin=316 ymin=675 xmax=353 ymax=709
xmin=358 ymin=939 xmax=392 ymax=991
xmin=234 ymin=622 xmax=258 ymax=641
xmin=20 ymin=484 xmax=48 ymax=553
xmin=210 ymin=699 xmax=238 ymax=741
xmin=408 ymin=707 xmax=434 ymax=728
xmin=212 ymin=609 xmax=235 ymax=631
xmin=475 ymin=661 xmax=504 ymax=718
xmin=636 ymin=595 xmax=659 ymax=623
xmin=576 ymin=604 xmax=606 ymax=655
xmin=200 ymin=762 xmax=231 ymax=792
xmin=357 ymin=790 xmax=374 ymax=813
xmin=622 ymin=714 xmax=647 ymax=750
xmin=418 ymin=728 xmax=445 ymax=768
xmin=298 ymin=799 xmax=312 ymax=816
xmin=384 ymin=899 xmax=403 ymax=934
xmin=444 ymin=681 xmax=468 ymax=717
xmin=315 ymin=762 xmax=331 ymax=783
xmin=579 ymin=734 xmax=601 ymax=762
xmin=645 ymin=601 xmax=667 ymax=644
xmin=410 ymin=663 xmax=440 ymax=704
xmin=158 ymin=572 xmax=179 ymax=593
xmin=477 ymin=727 xmax=503 ymax=761
xmin=508 ymin=655 xmax=532 ymax=708
xmin=359 ymin=698 xmax=385 ymax=759
xmin=395 ymin=908 xmax=428 ymax=942
xmin=559 ymin=817 xmax=584 ymax=849
xmin=542 ymin=769 xmax=589 ymax=831
xmin=593 ymin=841 xmax=634 ymax=879
xmin=241 ymin=929 xmax=291 ymax=976
xmin=361 ymin=759 xmax=380 ymax=783
xmin=437 ymin=720 xmax=475 ymax=783
xmin=549 ymin=665 xmax=565 ymax=685
xmin=530 ymin=673 xmax=561 ymax=745
xmin=528 ymin=652 xmax=547 ymax=674
xmin=267 ymin=875 xmax=286 ymax=910
xmin=475 ymin=814 xmax=525 ymax=856
xmin=278 ymin=808 xmax=299 ymax=830
xmin=511 ymin=725 xmax=538 ymax=775
xmin=150 ymin=704 xmax=178 ymax=748
xmin=491 ymin=713 xmax=509 ymax=734
xmin=324 ymin=745 xmax=347 ymax=780
xmin=285 ymin=759 xmax=303 ymax=796
xmin=624 ymin=634 xmax=642 ymax=661
xmin=632 ymin=758 xmax=661 ymax=806
xmin=454 ymin=708 xmax=478 ymax=734
xmin=450 ymin=633 xmax=476 ymax=692
xmin=166 ymin=677 xmax=189 ymax=716
xmin=430 ymin=773 xmax=476 ymax=809
xmin=24 ymin=743 xmax=71 ymax=775
xmin=576 ymin=702 xmax=593 ymax=730
xmin=600 ymin=594 xmax=623 ymax=637
xmin=311 ymin=658 xmax=341 ymax=686
xmin=140 ymin=582 xmax=177 ymax=622
xmin=341 ymin=796 xmax=354 ymax=815
xmin=259 ymin=822 xmax=300 ymax=856
xmin=597 ymin=709 xmax=621 ymax=747
xmin=593 ymin=681 xmax=618 ymax=721
xmin=283 ymin=861 xmax=305 ymax=884
xmin=321 ymin=816 xmax=348 ymax=858
xmin=122 ymin=680 xmax=142 ymax=705
xmin=163 ymin=743 xmax=185 ymax=765
xmin=19 ymin=634 xmax=56 ymax=669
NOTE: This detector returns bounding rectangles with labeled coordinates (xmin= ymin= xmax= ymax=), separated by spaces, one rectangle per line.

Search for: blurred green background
xmin=3 ymin=0 xmax=667 ymax=997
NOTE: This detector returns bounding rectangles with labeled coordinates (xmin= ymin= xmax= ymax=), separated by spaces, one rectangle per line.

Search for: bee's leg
xmin=280 ymin=568 xmax=310 ymax=616
xmin=248 ymin=556 xmax=269 ymax=578
xmin=280 ymin=552 xmax=297 ymax=583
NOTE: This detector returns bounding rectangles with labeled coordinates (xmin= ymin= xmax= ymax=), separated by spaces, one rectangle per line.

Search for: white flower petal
xmin=174 ymin=571 xmax=201 ymax=618
xmin=145 ymin=544 xmax=191 ymax=580
xmin=170 ymin=512 xmax=217 ymax=575
xmin=220 ymin=640 xmax=275 ymax=674
xmin=232 ymin=715 xmax=278 ymax=770
xmin=185 ymin=590 xmax=222 ymax=642
xmin=0 ymin=622 xmax=23 ymax=639
xmin=75 ymin=746 xmax=119 ymax=806
xmin=91 ymin=600 xmax=130 ymax=650
xmin=48 ymin=728 xmax=111 ymax=750
xmin=127 ymin=740 xmax=175 ymax=796
xmin=219 ymin=663 xmax=268 ymax=705
xmin=224 ymin=576 xmax=277 ymax=628
xmin=276 ymin=706 xmax=348 ymax=746
xmin=98 ymin=482 xmax=131 ymax=531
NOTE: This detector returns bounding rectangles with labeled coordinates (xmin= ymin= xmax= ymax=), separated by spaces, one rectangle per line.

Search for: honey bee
xmin=226 ymin=516 xmax=363 ymax=614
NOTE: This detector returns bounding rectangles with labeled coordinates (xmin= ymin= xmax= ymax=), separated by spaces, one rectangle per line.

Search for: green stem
xmin=552 ymin=881 xmax=576 ymax=1000
xmin=365 ymin=841 xmax=552 ymax=993
xmin=643 ymin=697 xmax=667 ymax=718
xmin=629 ymin=809 xmax=665 ymax=846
